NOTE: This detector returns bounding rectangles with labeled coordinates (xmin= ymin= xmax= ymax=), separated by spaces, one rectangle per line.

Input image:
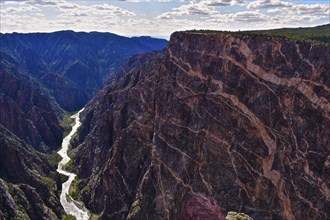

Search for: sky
xmin=0 ymin=0 xmax=329 ymax=38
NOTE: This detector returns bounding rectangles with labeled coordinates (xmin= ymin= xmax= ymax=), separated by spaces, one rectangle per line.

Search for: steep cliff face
xmin=0 ymin=55 xmax=64 ymax=219
xmin=0 ymin=125 xmax=62 ymax=219
xmin=0 ymin=56 xmax=63 ymax=152
xmin=72 ymin=32 xmax=330 ymax=220
xmin=0 ymin=31 xmax=168 ymax=219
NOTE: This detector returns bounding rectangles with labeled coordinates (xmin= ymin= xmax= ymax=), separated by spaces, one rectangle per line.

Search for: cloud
xmin=2 ymin=5 xmax=41 ymax=13
xmin=268 ymin=3 xmax=329 ymax=16
xmin=156 ymin=0 xmax=247 ymax=19
xmin=157 ymin=1 xmax=219 ymax=19
xmin=230 ymin=11 xmax=268 ymax=22
xmin=72 ymin=12 xmax=89 ymax=17
xmin=0 ymin=0 xmax=137 ymax=34
xmin=203 ymin=0 xmax=246 ymax=7
xmin=93 ymin=4 xmax=136 ymax=16
xmin=248 ymin=0 xmax=291 ymax=9
xmin=0 ymin=0 xmax=328 ymax=37
xmin=115 ymin=0 xmax=186 ymax=1
xmin=57 ymin=2 xmax=79 ymax=9
xmin=27 ymin=0 xmax=63 ymax=6
xmin=56 ymin=2 xmax=136 ymax=16
xmin=210 ymin=10 xmax=268 ymax=23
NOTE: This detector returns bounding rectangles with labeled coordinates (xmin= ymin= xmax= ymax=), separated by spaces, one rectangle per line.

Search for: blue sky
xmin=0 ymin=0 xmax=329 ymax=38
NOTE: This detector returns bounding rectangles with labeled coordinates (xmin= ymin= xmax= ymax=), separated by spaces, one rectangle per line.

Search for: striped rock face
xmin=72 ymin=32 xmax=330 ymax=220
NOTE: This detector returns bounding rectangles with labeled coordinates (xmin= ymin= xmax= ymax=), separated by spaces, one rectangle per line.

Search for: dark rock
xmin=0 ymin=31 xmax=168 ymax=111
xmin=72 ymin=32 xmax=330 ymax=220
xmin=0 ymin=67 xmax=63 ymax=152
xmin=0 ymin=125 xmax=62 ymax=219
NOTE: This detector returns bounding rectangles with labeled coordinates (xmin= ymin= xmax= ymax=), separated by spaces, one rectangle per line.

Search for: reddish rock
xmin=72 ymin=32 xmax=329 ymax=220
xmin=180 ymin=194 xmax=225 ymax=220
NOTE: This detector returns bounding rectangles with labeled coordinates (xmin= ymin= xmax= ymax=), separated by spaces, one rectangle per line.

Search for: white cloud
xmin=56 ymin=3 xmax=136 ymax=17
xmin=210 ymin=10 xmax=269 ymax=23
xmin=204 ymin=0 xmax=246 ymax=6
xmin=114 ymin=0 xmax=186 ymax=1
xmin=0 ymin=0 xmax=328 ymax=36
xmin=93 ymin=4 xmax=136 ymax=16
xmin=157 ymin=1 xmax=219 ymax=19
xmin=230 ymin=11 xmax=268 ymax=22
xmin=27 ymin=0 xmax=63 ymax=6
xmin=57 ymin=2 xmax=79 ymax=9
xmin=2 ymin=5 xmax=41 ymax=13
xmin=157 ymin=0 xmax=247 ymax=19
xmin=248 ymin=0 xmax=292 ymax=9
xmin=268 ymin=3 xmax=329 ymax=16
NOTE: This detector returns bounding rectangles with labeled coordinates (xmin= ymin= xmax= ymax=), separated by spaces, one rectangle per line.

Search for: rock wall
xmin=72 ymin=32 xmax=330 ymax=219
xmin=0 ymin=64 xmax=63 ymax=152
xmin=0 ymin=125 xmax=62 ymax=219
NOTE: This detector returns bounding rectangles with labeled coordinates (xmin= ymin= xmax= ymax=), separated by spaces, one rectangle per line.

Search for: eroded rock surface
xmin=0 ymin=60 xmax=63 ymax=152
xmin=72 ymin=32 xmax=330 ymax=219
xmin=226 ymin=211 xmax=253 ymax=220
xmin=0 ymin=125 xmax=62 ymax=219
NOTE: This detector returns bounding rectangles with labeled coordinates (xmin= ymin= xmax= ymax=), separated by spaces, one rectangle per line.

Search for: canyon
xmin=71 ymin=30 xmax=329 ymax=219
xmin=0 ymin=31 xmax=167 ymax=219
xmin=0 ymin=25 xmax=329 ymax=219
xmin=57 ymin=109 xmax=89 ymax=220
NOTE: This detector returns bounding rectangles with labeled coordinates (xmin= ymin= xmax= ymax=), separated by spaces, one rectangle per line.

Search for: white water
xmin=57 ymin=108 xmax=90 ymax=220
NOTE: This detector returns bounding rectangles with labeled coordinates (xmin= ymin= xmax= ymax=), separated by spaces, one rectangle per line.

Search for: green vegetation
xmin=241 ymin=23 xmax=330 ymax=44
xmin=62 ymin=214 xmax=77 ymax=220
xmin=69 ymin=177 xmax=79 ymax=200
xmin=63 ymin=158 xmax=74 ymax=172
xmin=187 ymin=23 xmax=330 ymax=45
xmin=4 ymin=182 xmax=32 ymax=219
xmin=44 ymin=150 xmax=62 ymax=168
xmin=60 ymin=113 xmax=75 ymax=138
xmin=39 ymin=175 xmax=56 ymax=189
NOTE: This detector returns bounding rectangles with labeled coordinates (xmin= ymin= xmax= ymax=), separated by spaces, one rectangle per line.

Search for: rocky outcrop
xmin=41 ymin=73 xmax=89 ymax=112
xmin=226 ymin=212 xmax=253 ymax=220
xmin=0 ymin=49 xmax=64 ymax=219
xmin=0 ymin=60 xmax=63 ymax=152
xmin=0 ymin=125 xmax=62 ymax=219
xmin=72 ymin=31 xmax=330 ymax=219
xmin=0 ymin=54 xmax=63 ymax=219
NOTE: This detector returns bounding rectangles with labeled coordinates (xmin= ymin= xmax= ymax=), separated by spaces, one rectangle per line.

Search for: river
xmin=57 ymin=108 xmax=90 ymax=220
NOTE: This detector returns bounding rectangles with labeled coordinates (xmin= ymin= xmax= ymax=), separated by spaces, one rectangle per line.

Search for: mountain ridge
xmin=0 ymin=31 xmax=168 ymax=111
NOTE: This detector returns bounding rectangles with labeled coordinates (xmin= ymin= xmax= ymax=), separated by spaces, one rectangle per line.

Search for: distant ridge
xmin=0 ymin=31 xmax=168 ymax=111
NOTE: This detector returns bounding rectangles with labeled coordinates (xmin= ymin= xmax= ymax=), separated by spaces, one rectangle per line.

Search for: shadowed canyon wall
xmin=0 ymin=31 xmax=167 ymax=219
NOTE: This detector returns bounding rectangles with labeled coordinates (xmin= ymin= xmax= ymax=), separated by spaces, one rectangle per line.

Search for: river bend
xmin=57 ymin=108 xmax=89 ymax=220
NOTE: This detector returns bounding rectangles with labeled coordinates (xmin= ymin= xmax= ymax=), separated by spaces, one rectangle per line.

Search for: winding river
xmin=57 ymin=108 xmax=90 ymax=220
